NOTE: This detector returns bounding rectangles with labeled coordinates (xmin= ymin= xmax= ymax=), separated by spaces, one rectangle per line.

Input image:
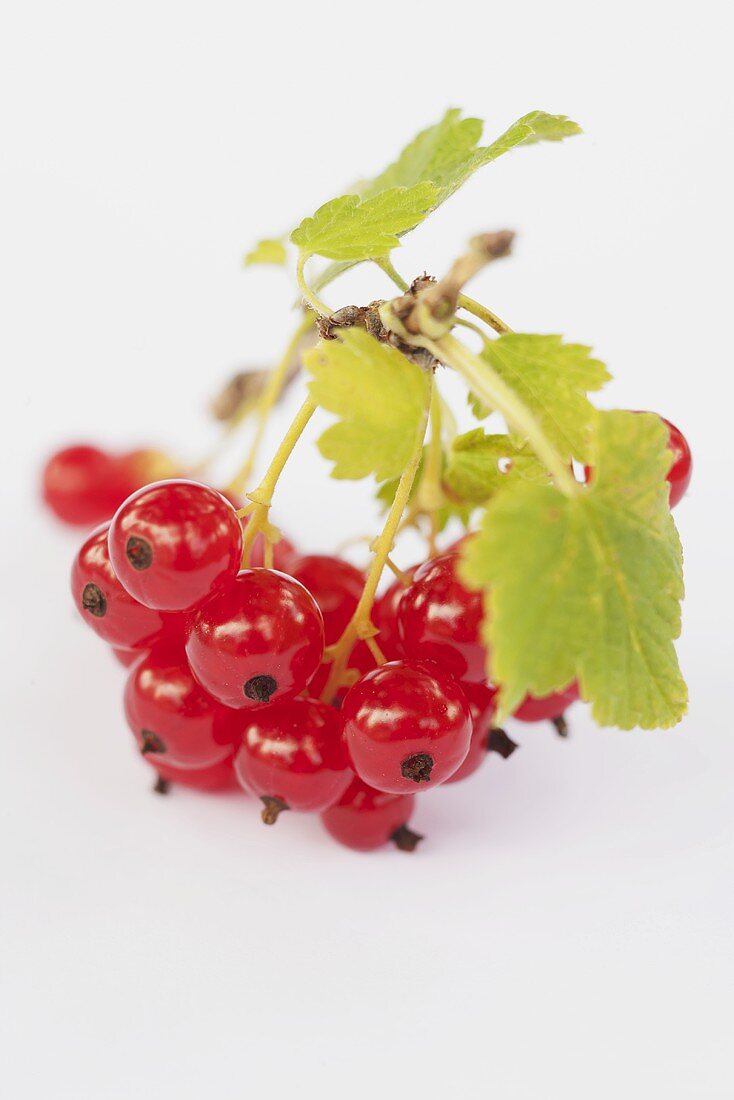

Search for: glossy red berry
xmin=445 ymin=681 xmax=499 ymax=784
xmin=233 ymin=696 xmax=351 ymax=821
xmin=321 ymin=777 xmax=421 ymax=852
xmin=289 ymin=555 xmax=364 ymax=643
xmin=42 ymin=444 xmax=177 ymax=527
xmin=71 ymin=523 xmax=175 ymax=649
xmin=145 ymin=755 xmax=239 ymax=793
xmin=342 ymin=659 xmax=472 ymax=794
xmin=42 ymin=445 xmax=121 ymax=526
xmin=514 ymin=682 xmax=580 ymax=723
xmin=109 ymin=480 xmax=243 ymax=611
xmin=397 ymin=553 xmax=488 ymax=683
xmin=661 ymin=417 xmax=692 ymax=507
xmin=186 ymin=568 xmax=324 ymax=709
xmin=124 ymin=645 xmax=241 ymax=769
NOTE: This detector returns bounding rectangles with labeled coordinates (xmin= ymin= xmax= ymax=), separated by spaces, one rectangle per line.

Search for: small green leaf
xmin=291 ymin=184 xmax=437 ymax=262
xmin=304 ymin=329 xmax=430 ymax=481
xmin=467 ymin=391 xmax=492 ymax=420
xmin=479 ymin=111 xmax=582 ymax=162
xmin=461 ymin=411 xmax=687 ymax=730
xmin=292 ymin=108 xmax=581 ymax=265
xmin=243 ymin=238 xmax=288 ymax=266
xmin=483 ymin=334 xmax=610 ymax=463
xmin=445 ymin=429 xmax=548 ymax=504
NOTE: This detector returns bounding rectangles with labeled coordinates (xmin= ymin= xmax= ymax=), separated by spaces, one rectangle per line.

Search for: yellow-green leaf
xmin=291 ymin=184 xmax=437 ymax=262
xmin=243 ymin=238 xmax=288 ymax=266
xmin=445 ymin=429 xmax=548 ymax=504
xmin=461 ymin=411 xmax=687 ymax=730
xmin=304 ymin=329 xmax=430 ymax=480
xmin=483 ymin=334 xmax=610 ymax=463
xmin=292 ymin=108 xmax=581 ymax=265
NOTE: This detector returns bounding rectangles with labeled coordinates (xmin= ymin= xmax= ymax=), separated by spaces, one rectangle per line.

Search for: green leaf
xmin=445 ymin=429 xmax=548 ymax=504
xmin=243 ymin=238 xmax=288 ymax=266
xmin=479 ymin=110 xmax=582 ymax=162
xmin=482 ymin=334 xmax=611 ymax=463
xmin=461 ymin=411 xmax=687 ymax=730
xmin=467 ymin=391 xmax=492 ymax=420
xmin=292 ymin=108 xmax=581 ymax=264
xmin=291 ymin=184 xmax=437 ymax=262
xmin=304 ymin=329 xmax=430 ymax=481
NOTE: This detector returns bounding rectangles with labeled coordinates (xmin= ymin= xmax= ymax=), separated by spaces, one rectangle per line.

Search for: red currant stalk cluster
xmin=64 ymin=379 xmax=690 ymax=852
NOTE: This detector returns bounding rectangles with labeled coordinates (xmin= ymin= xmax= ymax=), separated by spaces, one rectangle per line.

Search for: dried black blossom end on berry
xmin=126 ymin=536 xmax=153 ymax=571
xmin=244 ymin=674 xmax=278 ymax=704
xmin=81 ymin=582 xmax=107 ymax=617
xmin=400 ymin=752 xmax=434 ymax=784
xmin=487 ymin=728 xmax=518 ymax=759
xmin=140 ymin=728 xmax=166 ymax=756
xmin=391 ymin=824 xmax=424 ymax=852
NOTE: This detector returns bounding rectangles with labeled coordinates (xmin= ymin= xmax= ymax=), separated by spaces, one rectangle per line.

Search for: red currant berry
xmin=660 ymin=417 xmax=692 ymax=507
xmin=289 ymin=555 xmax=364 ymax=643
xmin=42 ymin=445 xmax=120 ymax=526
xmin=109 ymin=480 xmax=243 ymax=611
xmin=233 ymin=696 xmax=351 ymax=821
xmin=71 ymin=524 xmax=175 ymax=649
xmin=186 ymin=568 xmax=324 ymax=709
xmin=445 ymin=681 xmax=499 ymax=784
xmin=145 ymin=755 xmax=239 ymax=793
xmin=342 ymin=659 xmax=472 ymax=794
xmin=124 ymin=645 xmax=241 ymax=769
xmin=514 ymin=682 xmax=580 ymax=723
xmin=397 ymin=553 xmax=488 ymax=683
xmin=321 ymin=776 xmax=421 ymax=852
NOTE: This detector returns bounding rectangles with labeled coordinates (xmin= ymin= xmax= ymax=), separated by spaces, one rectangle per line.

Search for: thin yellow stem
xmin=458 ymin=293 xmax=512 ymax=335
xmin=417 ymin=387 xmax=445 ymax=556
xmin=320 ymin=383 xmax=432 ymax=699
xmin=240 ymin=397 xmax=317 ymax=565
xmin=364 ymin=636 xmax=387 ymax=666
xmin=385 ymin=555 xmax=412 ymax=585
xmin=226 ymin=314 xmax=315 ymax=496
xmin=375 ymin=256 xmax=409 ymax=292
xmin=296 ymin=253 xmax=331 ymax=317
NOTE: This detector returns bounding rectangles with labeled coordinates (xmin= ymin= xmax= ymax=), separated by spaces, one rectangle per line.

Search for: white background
xmin=1 ymin=2 xmax=732 ymax=1097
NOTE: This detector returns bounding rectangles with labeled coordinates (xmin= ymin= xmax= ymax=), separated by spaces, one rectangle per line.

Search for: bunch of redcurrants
xmin=49 ymin=412 xmax=692 ymax=853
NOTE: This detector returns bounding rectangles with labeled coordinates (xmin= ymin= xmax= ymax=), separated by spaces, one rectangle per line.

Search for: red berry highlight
xmin=185 ymin=568 xmax=324 ymax=710
xmin=109 ymin=480 xmax=243 ymax=611
xmin=342 ymin=659 xmax=472 ymax=794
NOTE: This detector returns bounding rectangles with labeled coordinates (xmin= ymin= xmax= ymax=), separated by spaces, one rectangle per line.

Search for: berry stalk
xmin=239 ymin=396 xmax=317 ymax=565
xmin=227 ymin=312 xmax=316 ymax=496
xmin=320 ymin=378 xmax=432 ymax=700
